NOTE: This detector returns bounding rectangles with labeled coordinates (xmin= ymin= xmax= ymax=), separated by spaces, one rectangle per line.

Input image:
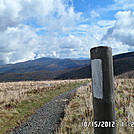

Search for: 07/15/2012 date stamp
xmin=82 ymin=121 xmax=134 ymax=127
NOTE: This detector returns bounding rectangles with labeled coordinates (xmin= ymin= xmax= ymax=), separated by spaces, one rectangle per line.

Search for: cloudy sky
xmin=0 ymin=0 xmax=134 ymax=65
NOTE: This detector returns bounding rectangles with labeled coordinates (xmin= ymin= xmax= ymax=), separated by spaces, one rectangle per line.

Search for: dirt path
xmin=10 ymin=87 xmax=80 ymax=134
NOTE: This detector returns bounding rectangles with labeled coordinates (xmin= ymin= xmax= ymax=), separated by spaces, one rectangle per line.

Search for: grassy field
xmin=0 ymin=79 xmax=88 ymax=134
xmin=57 ymin=79 xmax=134 ymax=134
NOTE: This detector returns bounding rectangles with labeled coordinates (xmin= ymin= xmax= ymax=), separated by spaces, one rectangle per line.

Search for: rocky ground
xmin=10 ymin=87 xmax=80 ymax=134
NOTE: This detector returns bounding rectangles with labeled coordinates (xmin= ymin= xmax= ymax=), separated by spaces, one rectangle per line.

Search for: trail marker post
xmin=90 ymin=46 xmax=116 ymax=134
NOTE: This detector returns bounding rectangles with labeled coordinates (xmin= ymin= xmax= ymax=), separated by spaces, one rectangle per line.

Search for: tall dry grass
xmin=57 ymin=79 xmax=134 ymax=134
xmin=0 ymin=79 xmax=89 ymax=134
xmin=115 ymin=79 xmax=134 ymax=134
xmin=0 ymin=79 xmax=87 ymax=106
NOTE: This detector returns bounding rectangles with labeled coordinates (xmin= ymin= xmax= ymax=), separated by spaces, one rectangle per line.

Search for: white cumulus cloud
xmin=0 ymin=0 xmax=133 ymax=65
xmin=102 ymin=11 xmax=134 ymax=54
xmin=0 ymin=0 xmax=83 ymax=65
xmin=0 ymin=24 xmax=39 ymax=64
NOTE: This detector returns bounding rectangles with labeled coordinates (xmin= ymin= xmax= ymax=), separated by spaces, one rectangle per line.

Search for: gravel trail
xmin=10 ymin=86 xmax=80 ymax=134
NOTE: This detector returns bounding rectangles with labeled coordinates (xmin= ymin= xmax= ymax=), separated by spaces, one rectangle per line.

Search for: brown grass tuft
xmin=57 ymin=79 xmax=134 ymax=134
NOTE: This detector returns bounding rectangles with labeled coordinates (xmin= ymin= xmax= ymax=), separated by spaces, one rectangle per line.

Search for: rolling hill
xmin=0 ymin=51 xmax=133 ymax=82
xmin=56 ymin=51 xmax=134 ymax=79
xmin=0 ymin=57 xmax=90 ymax=73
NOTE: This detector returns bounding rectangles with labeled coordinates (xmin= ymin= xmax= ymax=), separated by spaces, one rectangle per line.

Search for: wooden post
xmin=90 ymin=46 xmax=116 ymax=134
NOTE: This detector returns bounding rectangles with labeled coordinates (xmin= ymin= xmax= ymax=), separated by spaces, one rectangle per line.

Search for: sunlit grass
xmin=57 ymin=79 xmax=134 ymax=134
xmin=0 ymin=79 xmax=88 ymax=134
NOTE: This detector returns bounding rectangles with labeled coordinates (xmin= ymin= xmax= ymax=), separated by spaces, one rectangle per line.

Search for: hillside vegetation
xmin=0 ymin=58 xmax=89 ymax=73
xmin=56 ymin=51 xmax=134 ymax=79
xmin=0 ymin=51 xmax=133 ymax=82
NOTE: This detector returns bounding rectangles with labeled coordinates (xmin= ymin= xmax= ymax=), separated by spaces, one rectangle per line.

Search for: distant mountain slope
xmin=0 ymin=71 xmax=60 ymax=82
xmin=114 ymin=56 xmax=134 ymax=76
xmin=0 ymin=65 xmax=87 ymax=82
xmin=56 ymin=51 xmax=134 ymax=79
xmin=113 ymin=51 xmax=134 ymax=60
xmin=0 ymin=51 xmax=133 ymax=82
xmin=0 ymin=57 xmax=90 ymax=73
xmin=55 ymin=65 xmax=91 ymax=80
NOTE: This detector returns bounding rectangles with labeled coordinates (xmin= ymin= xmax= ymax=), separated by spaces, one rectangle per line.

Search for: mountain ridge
xmin=0 ymin=57 xmax=90 ymax=73
xmin=0 ymin=51 xmax=133 ymax=82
